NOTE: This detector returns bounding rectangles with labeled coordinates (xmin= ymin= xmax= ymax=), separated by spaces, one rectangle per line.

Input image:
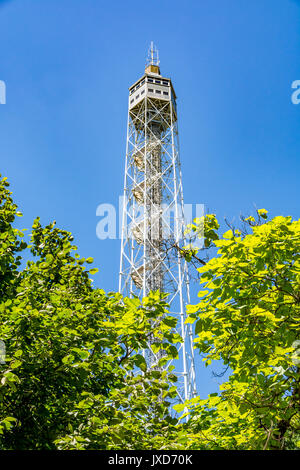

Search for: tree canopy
xmin=0 ymin=175 xmax=179 ymax=449
xmin=175 ymin=211 xmax=300 ymax=449
xmin=0 ymin=174 xmax=299 ymax=450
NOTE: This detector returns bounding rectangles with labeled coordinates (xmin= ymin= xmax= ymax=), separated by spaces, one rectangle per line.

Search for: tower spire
xmin=145 ymin=41 xmax=160 ymax=74
xmin=147 ymin=41 xmax=160 ymax=66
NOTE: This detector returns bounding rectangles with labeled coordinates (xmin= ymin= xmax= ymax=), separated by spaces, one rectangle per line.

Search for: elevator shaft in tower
xmin=145 ymin=121 xmax=163 ymax=294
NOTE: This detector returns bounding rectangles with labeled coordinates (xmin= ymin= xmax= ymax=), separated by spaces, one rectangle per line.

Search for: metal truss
xmin=119 ymin=60 xmax=197 ymax=403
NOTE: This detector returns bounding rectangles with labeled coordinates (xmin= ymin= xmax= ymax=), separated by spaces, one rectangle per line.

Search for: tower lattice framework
xmin=119 ymin=43 xmax=196 ymax=403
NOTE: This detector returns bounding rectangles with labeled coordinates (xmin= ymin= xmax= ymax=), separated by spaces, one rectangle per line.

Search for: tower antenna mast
xmin=147 ymin=40 xmax=160 ymax=67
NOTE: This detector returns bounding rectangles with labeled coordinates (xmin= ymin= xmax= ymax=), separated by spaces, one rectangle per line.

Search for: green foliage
xmin=1 ymin=173 xmax=299 ymax=451
xmin=182 ymin=211 xmax=300 ymax=449
xmin=0 ymin=175 xmax=25 ymax=299
xmin=0 ymin=175 xmax=179 ymax=449
xmin=185 ymin=214 xmax=219 ymax=250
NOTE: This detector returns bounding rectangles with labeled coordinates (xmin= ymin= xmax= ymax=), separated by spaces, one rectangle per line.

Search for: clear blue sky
xmin=1 ymin=0 xmax=299 ymax=397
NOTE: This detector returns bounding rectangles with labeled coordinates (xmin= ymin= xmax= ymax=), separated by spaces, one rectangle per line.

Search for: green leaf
xmin=89 ymin=268 xmax=98 ymax=275
xmin=10 ymin=360 xmax=22 ymax=369
xmin=195 ymin=320 xmax=202 ymax=335
xmin=134 ymin=354 xmax=147 ymax=372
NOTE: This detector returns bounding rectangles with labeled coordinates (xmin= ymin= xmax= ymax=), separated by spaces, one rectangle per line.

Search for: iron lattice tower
xmin=119 ymin=43 xmax=197 ymax=403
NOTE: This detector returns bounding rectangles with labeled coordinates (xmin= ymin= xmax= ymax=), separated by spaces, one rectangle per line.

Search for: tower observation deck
xmin=119 ymin=43 xmax=197 ymax=403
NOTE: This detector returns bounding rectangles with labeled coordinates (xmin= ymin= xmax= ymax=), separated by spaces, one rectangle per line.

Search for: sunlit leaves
xmin=0 ymin=176 xmax=180 ymax=450
xmin=182 ymin=211 xmax=300 ymax=449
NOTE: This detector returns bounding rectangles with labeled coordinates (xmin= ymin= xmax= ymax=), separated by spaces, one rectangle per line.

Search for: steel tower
xmin=119 ymin=43 xmax=196 ymax=403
